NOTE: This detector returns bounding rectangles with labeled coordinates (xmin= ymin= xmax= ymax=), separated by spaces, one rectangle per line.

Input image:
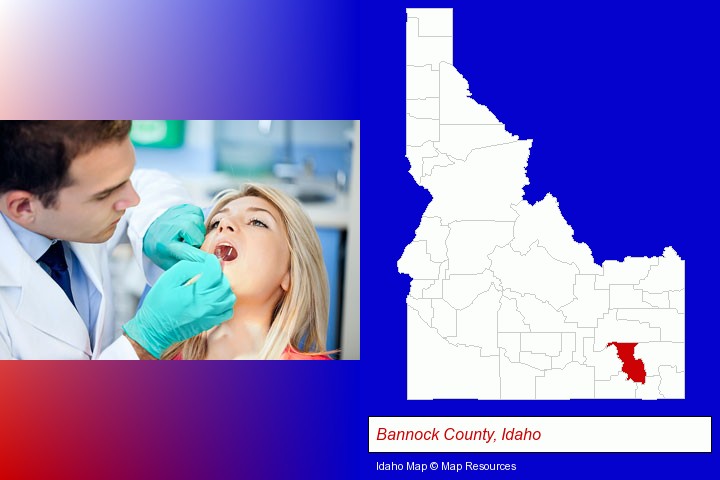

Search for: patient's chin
xmin=223 ymin=271 xmax=240 ymax=294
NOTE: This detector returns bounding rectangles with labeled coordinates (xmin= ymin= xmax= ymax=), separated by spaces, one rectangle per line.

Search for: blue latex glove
xmin=123 ymin=254 xmax=235 ymax=358
xmin=143 ymin=204 xmax=207 ymax=271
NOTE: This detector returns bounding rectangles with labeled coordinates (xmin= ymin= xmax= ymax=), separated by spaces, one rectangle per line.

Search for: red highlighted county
xmin=607 ymin=342 xmax=646 ymax=384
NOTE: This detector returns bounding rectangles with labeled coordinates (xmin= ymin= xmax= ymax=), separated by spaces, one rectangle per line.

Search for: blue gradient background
xmin=1 ymin=0 xmax=718 ymax=479
xmin=0 ymin=0 xmax=359 ymax=118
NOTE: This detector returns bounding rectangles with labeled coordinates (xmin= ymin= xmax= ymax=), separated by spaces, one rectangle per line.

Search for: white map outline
xmin=400 ymin=8 xmax=685 ymax=400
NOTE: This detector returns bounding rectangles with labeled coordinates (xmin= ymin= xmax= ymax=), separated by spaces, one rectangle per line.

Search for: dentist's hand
xmin=143 ymin=204 xmax=207 ymax=270
xmin=123 ymin=254 xmax=235 ymax=359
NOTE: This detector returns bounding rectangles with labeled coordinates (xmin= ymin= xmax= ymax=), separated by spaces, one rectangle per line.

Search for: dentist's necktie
xmin=38 ymin=240 xmax=76 ymax=307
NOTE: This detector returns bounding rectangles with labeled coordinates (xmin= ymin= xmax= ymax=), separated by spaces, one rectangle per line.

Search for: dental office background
xmin=111 ymin=120 xmax=360 ymax=359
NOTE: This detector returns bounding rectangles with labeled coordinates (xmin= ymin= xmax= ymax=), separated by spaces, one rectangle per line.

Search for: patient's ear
xmin=281 ymin=271 xmax=290 ymax=292
xmin=2 ymin=190 xmax=37 ymax=226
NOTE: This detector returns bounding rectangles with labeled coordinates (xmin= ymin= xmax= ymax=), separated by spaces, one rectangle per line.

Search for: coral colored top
xmin=281 ymin=345 xmax=332 ymax=360
xmin=173 ymin=345 xmax=332 ymax=360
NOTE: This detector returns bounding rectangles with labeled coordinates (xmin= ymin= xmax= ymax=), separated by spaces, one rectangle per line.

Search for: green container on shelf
xmin=130 ymin=120 xmax=185 ymax=148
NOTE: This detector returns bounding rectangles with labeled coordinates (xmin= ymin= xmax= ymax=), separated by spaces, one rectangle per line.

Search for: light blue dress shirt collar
xmin=1 ymin=212 xmax=55 ymax=262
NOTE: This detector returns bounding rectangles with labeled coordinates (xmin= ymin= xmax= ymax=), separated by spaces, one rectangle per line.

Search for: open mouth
xmin=214 ymin=243 xmax=238 ymax=262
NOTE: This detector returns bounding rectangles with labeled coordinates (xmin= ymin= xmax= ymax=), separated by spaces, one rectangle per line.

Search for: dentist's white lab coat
xmin=0 ymin=169 xmax=191 ymax=360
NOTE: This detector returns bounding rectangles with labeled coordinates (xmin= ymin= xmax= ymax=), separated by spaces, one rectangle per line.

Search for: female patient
xmin=162 ymin=184 xmax=331 ymax=360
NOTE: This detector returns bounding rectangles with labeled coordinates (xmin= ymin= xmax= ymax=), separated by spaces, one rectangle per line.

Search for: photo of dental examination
xmin=0 ymin=120 xmax=359 ymax=360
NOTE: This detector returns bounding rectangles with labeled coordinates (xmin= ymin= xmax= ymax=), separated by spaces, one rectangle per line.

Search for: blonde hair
xmin=161 ymin=183 xmax=330 ymax=360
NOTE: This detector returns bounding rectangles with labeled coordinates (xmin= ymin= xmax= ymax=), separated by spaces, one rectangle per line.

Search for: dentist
xmin=0 ymin=121 xmax=235 ymax=359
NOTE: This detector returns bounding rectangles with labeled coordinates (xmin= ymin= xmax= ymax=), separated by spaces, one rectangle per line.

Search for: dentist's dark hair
xmin=0 ymin=121 xmax=132 ymax=207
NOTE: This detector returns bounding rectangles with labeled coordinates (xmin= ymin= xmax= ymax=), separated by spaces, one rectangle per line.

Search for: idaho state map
xmin=399 ymin=8 xmax=685 ymax=400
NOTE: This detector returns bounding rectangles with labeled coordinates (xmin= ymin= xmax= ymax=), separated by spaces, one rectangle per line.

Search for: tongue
xmin=214 ymin=245 xmax=237 ymax=261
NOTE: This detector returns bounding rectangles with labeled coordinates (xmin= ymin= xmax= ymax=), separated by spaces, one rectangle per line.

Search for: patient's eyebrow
xmin=247 ymin=206 xmax=277 ymax=223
